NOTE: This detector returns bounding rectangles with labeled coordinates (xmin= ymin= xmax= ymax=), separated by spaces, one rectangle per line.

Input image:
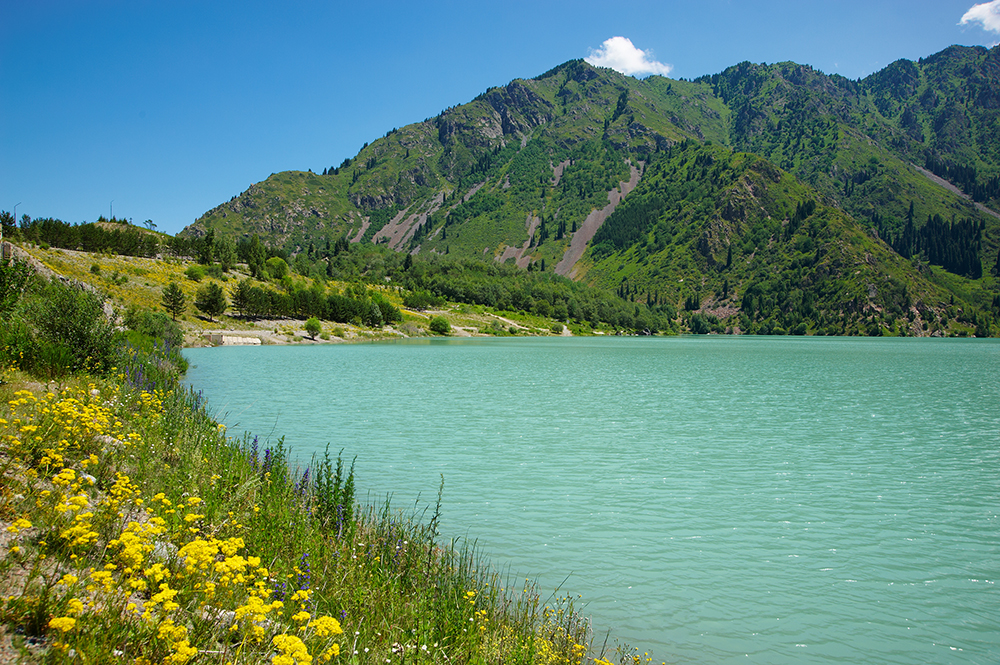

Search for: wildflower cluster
xmin=1 ymin=382 xmax=348 ymax=663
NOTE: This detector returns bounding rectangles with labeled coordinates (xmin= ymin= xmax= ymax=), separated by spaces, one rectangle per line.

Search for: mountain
xmin=184 ymin=46 xmax=1000 ymax=336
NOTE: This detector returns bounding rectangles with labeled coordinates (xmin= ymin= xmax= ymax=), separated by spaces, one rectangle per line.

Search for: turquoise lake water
xmin=184 ymin=336 xmax=1000 ymax=665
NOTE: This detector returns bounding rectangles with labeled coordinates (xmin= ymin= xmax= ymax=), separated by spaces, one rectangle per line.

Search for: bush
xmin=266 ymin=257 xmax=289 ymax=280
xmin=429 ymin=316 xmax=451 ymax=335
xmin=185 ymin=264 xmax=205 ymax=281
xmin=0 ymin=256 xmax=34 ymax=316
xmin=305 ymin=317 xmax=322 ymax=339
xmin=1 ymin=278 xmax=119 ymax=377
xmin=123 ymin=307 xmax=185 ymax=348
xmin=31 ymin=280 xmax=118 ymax=373
xmin=116 ymin=330 xmax=189 ymax=389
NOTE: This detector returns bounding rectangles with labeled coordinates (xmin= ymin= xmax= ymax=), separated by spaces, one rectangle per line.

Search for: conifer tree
xmin=194 ymin=282 xmax=227 ymax=322
xmin=247 ymin=234 xmax=267 ymax=279
xmin=161 ymin=281 xmax=187 ymax=321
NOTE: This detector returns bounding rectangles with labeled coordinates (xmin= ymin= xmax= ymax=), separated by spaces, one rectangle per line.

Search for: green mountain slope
xmin=185 ymin=46 xmax=1000 ymax=336
xmin=584 ymin=140 xmax=984 ymax=335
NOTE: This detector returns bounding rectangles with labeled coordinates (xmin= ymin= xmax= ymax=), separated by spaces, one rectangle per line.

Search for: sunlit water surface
xmin=184 ymin=336 xmax=1000 ymax=665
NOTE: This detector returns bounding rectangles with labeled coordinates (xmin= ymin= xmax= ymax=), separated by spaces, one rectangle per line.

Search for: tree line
xmin=924 ymin=154 xmax=1000 ymax=205
xmin=2 ymin=213 xmax=160 ymax=257
xmin=886 ymin=207 xmax=984 ymax=279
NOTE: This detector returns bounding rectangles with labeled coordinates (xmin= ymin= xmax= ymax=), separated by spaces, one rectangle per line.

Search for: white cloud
xmin=960 ymin=0 xmax=1000 ymax=33
xmin=584 ymin=37 xmax=673 ymax=77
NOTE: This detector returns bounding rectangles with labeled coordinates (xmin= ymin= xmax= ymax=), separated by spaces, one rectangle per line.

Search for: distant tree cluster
xmin=230 ymin=278 xmax=400 ymax=328
xmin=887 ymin=207 xmax=984 ymax=279
xmin=924 ymin=154 xmax=1000 ymax=204
xmin=404 ymin=257 xmax=671 ymax=332
xmin=3 ymin=213 xmax=159 ymax=257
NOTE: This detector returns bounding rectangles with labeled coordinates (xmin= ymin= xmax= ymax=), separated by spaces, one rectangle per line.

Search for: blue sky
xmin=2 ymin=0 xmax=999 ymax=235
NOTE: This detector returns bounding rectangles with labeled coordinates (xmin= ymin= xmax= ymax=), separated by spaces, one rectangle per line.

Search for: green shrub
xmin=185 ymin=264 xmax=205 ymax=281
xmin=429 ymin=316 xmax=451 ymax=335
xmin=0 ymin=256 xmax=33 ymax=316
xmin=266 ymin=257 xmax=289 ymax=280
xmin=123 ymin=306 xmax=184 ymax=348
xmin=305 ymin=317 xmax=322 ymax=339
xmin=31 ymin=280 xmax=118 ymax=373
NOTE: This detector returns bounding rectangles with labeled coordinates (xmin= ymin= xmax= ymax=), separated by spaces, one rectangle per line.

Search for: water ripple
xmin=186 ymin=337 xmax=1000 ymax=665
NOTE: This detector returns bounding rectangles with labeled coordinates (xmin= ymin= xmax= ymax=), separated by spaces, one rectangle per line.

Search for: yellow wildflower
xmin=318 ymin=644 xmax=340 ymax=662
xmin=48 ymin=617 xmax=76 ymax=633
xmin=272 ymin=633 xmax=312 ymax=665
xmin=308 ymin=615 xmax=344 ymax=637
xmin=6 ymin=518 xmax=32 ymax=533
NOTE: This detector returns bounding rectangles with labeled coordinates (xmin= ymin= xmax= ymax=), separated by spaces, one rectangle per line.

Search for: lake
xmin=184 ymin=336 xmax=1000 ymax=665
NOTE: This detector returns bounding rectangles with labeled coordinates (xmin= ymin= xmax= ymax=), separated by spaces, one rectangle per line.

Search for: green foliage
xmin=32 ymin=281 xmax=118 ymax=373
xmin=313 ymin=447 xmax=356 ymax=536
xmin=10 ymin=215 xmax=161 ymax=257
xmin=402 ymin=290 xmax=445 ymax=310
xmin=160 ymin=281 xmax=187 ymax=321
xmin=194 ymin=282 xmax=227 ymax=321
xmin=429 ymin=316 xmax=451 ymax=334
xmin=184 ymin=264 xmax=205 ymax=281
xmin=116 ymin=329 xmax=189 ymax=387
xmin=206 ymin=262 xmax=224 ymax=279
xmin=0 ymin=256 xmax=33 ymax=316
xmin=0 ymin=275 xmax=119 ymax=378
xmin=123 ymin=306 xmax=184 ymax=348
xmin=304 ymin=316 xmax=322 ymax=339
xmin=266 ymin=256 xmax=289 ymax=280
xmin=243 ymin=234 xmax=268 ymax=279
xmin=215 ymin=234 xmax=238 ymax=271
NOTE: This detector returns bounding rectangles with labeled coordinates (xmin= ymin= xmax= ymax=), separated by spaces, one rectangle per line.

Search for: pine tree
xmin=231 ymin=279 xmax=256 ymax=319
xmin=216 ymin=234 xmax=237 ymax=272
xmin=194 ymin=282 xmax=227 ymax=322
xmin=247 ymin=234 xmax=267 ymax=279
xmin=161 ymin=281 xmax=187 ymax=321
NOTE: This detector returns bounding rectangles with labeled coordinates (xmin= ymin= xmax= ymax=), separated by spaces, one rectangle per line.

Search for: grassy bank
xmin=0 ymin=256 xmax=644 ymax=663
